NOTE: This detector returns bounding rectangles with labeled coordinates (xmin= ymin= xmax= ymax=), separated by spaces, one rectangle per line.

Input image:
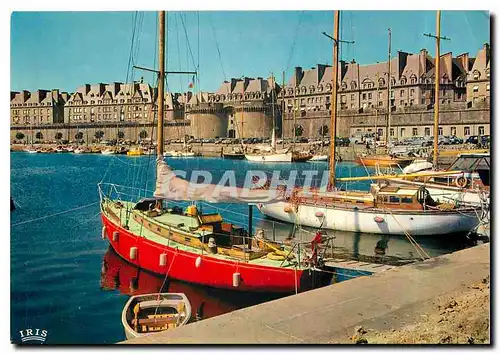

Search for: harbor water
xmin=10 ymin=153 xmax=474 ymax=344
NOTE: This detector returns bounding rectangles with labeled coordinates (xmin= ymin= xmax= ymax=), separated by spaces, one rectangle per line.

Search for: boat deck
xmin=104 ymin=200 xmax=301 ymax=269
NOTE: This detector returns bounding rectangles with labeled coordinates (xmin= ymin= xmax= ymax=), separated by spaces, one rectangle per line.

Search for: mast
xmin=282 ymin=70 xmax=285 ymax=147
xmin=328 ymin=10 xmax=340 ymax=189
xmin=271 ymin=72 xmax=276 ymax=150
xmin=432 ymin=10 xmax=441 ymax=169
xmin=375 ymin=72 xmax=379 ymax=144
xmin=385 ymin=28 xmax=392 ymax=145
xmin=157 ymin=11 xmax=165 ymax=158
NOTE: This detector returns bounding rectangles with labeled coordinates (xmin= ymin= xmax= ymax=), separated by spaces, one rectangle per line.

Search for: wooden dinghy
xmin=121 ymin=293 xmax=192 ymax=340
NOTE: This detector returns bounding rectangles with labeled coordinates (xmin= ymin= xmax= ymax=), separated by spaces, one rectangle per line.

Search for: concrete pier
xmin=121 ymin=243 xmax=489 ymax=344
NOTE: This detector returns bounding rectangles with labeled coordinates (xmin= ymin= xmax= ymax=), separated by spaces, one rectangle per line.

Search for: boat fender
xmin=159 ymin=253 xmax=167 ymax=267
xmin=112 ymin=231 xmax=119 ymax=242
xmin=315 ymin=211 xmax=324 ymax=218
xmin=232 ymin=272 xmax=241 ymax=287
xmin=374 ymin=216 xmax=384 ymax=223
xmin=208 ymin=237 xmax=217 ymax=254
xmin=195 ymin=256 xmax=202 ymax=268
xmin=130 ymin=247 xmax=138 ymax=260
xmin=101 ymin=226 xmax=107 ymax=240
xmin=455 ymin=176 xmax=468 ymax=188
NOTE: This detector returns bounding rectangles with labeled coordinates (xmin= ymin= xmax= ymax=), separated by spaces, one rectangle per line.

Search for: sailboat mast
xmin=328 ymin=10 xmax=340 ymax=189
xmin=157 ymin=11 xmax=166 ymax=158
xmin=271 ymin=72 xmax=276 ymax=149
xmin=432 ymin=10 xmax=441 ymax=169
xmin=282 ymin=70 xmax=285 ymax=147
xmin=385 ymin=28 xmax=392 ymax=145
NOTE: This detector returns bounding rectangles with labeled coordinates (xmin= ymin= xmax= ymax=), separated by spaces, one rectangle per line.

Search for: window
xmin=400 ymin=89 xmax=405 ymax=97
xmin=451 ymin=127 xmax=456 ymax=136
xmin=400 ymin=128 xmax=406 ymax=137
xmin=412 ymin=128 xmax=418 ymax=136
xmin=341 ymin=95 xmax=346 ymax=103
xmin=410 ymin=99 xmax=414 ymax=105
xmin=390 ymin=90 xmax=394 ymax=99
xmin=350 ymin=94 xmax=355 ymax=100
xmin=438 ymin=127 xmax=443 ymax=136
xmin=486 ymin=84 xmax=490 ymax=91
xmin=421 ymin=98 xmax=426 ymax=104
xmin=362 ymin=93 xmax=366 ymax=100
xmin=400 ymin=100 xmax=404 ymax=106
xmin=478 ymin=126 xmax=485 ymax=135
xmin=378 ymin=92 xmax=383 ymax=99
xmin=473 ymin=71 xmax=479 ymax=80
xmin=378 ymin=101 xmax=383 ymax=106
xmin=389 ymin=196 xmax=400 ymax=203
xmin=410 ymin=89 xmax=414 ymax=97
xmin=473 ymin=85 xmax=479 ymax=93
xmin=368 ymin=93 xmax=372 ymax=99
xmin=464 ymin=126 xmax=470 ymax=136
xmin=401 ymin=197 xmax=413 ymax=204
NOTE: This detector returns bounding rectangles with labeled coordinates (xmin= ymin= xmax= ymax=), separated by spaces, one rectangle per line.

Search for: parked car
xmin=465 ymin=135 xmax=479 ymax=145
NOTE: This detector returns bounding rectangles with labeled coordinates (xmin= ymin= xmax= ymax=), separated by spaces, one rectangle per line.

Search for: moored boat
xmin=355 ymin=154 xmax=414 ymax=168
xmin=127 ymin=148 xmax=144 ymax=156
xmin=121 ymin=293 xmax=191 ymax=339
xmin=101 ymin=148 xmax=116 ymax=155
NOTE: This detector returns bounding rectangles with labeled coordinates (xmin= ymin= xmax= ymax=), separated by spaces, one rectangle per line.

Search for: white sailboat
xmin=257 ymin=10 xmax=481 ymax=237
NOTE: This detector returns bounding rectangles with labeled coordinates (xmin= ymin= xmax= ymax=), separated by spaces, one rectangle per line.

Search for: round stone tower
xmin=188 ymin=103 xmax=228 ymax=139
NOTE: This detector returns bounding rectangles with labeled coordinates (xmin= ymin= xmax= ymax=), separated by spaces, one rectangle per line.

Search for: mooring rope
xmin=11 ymin=201 xmax=100 ymax=227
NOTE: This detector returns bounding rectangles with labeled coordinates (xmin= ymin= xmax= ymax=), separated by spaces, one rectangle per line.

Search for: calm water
xmin=10 ymin=153 xmax=471 ymax=344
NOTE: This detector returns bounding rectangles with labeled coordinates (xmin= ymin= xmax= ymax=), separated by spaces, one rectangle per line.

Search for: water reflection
xmin=100 ymin=247 xmax=282 ymax=322
xmin=253 ymin=216 xmax=473 ymax=262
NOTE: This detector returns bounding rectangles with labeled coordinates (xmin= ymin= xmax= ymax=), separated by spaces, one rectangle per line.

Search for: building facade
xmin=277 ymin=45 xmax=490 ymax=140
xmin=10 ymin=45 xmax=490 ymax=143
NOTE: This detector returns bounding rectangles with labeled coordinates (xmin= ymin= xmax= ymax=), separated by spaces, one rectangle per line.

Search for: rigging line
xmin=209 ymin=14 xmax=227 ymax=81
xmin=11 ymin=201 xmax=100 ymax=227
xmin=175 ymin=14 xmax=184 ymax=93
xmin=284 ymin=11 xmax=304 ymax=78
xmin=179 ymin=13 xmax=199 ymax=75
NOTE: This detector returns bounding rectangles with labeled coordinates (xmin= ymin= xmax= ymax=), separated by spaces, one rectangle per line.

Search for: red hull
xmin=101 ymin=214 xmax=328 ymax=293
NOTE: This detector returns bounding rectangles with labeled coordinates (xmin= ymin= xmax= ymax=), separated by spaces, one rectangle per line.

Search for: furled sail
xmin=154 ymin=160 xmax=286 ymax=203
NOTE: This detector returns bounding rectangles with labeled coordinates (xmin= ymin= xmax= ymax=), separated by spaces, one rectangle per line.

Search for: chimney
xmin=230 ymin=78 xmax=238 ymax=92
xmin=243 ymin=77 xmax=251 ymax=91
xmin=22 ymin=90 xmax=30 ymax=101
xmin=317 ymin=64 xmax=327 ymax=83
xmin=397 ymin=51 xmax=409 ymax=78
xmin=419 ymin=49 xmax=429 ymax=75
xmin=456 ymin=53 xmax=469 ymax=72
xmin=484 ymin=43 xmax=490 ymax=65
xmin=294 ymin=67 xmax=303 ymax=87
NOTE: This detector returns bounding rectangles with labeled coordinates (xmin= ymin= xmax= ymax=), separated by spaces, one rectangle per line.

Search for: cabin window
xmin=401 ymin=197 xmax=413 ymax=203
xmin=389 ymin=196 xmax=400 ymax=203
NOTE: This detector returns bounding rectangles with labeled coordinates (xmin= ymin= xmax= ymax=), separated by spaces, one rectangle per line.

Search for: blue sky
xmin=10 ymin=10 xmax=490 ymax=94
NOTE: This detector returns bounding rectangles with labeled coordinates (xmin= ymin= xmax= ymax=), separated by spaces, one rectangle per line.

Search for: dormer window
xmin=350 ymin=81 xmax=357 ymax=90
xmin=473 ymin=70 xmax=480 ymax=80
xmin=400 ymin=77 xmax=407 ymax=85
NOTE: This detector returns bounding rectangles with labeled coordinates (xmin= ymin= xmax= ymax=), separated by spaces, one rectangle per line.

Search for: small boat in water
xmin=164 ymin=150 xmax=197 ymax=158
xmin=308 ymin=154 xmax=329 ymax=162
xmin=355 ymin=154 xmax=414 ymax=168
xmin=23 ymin=146 xmax=38 ymax=154
xmin=101 ymin=148 xmax=116 ymax=155
xmin=223 ymin=147 xmax=245 ymax=160
xmin=127 ymin=148 xmax=144 ymax=156
xmin=121 ymin=293 xmax=191 ymax=339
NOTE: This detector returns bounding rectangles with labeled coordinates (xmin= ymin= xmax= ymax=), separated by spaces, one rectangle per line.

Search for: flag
xmin=188 ymin=76 xmax=195 ymax=88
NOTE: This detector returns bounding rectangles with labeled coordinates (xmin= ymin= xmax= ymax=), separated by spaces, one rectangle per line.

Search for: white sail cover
xmin=154 ymin=160 xmax=286 ymax=203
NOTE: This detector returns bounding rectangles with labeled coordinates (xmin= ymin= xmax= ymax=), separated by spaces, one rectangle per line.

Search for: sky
xmin=10 ymin=10 xmax=490 ymax=94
